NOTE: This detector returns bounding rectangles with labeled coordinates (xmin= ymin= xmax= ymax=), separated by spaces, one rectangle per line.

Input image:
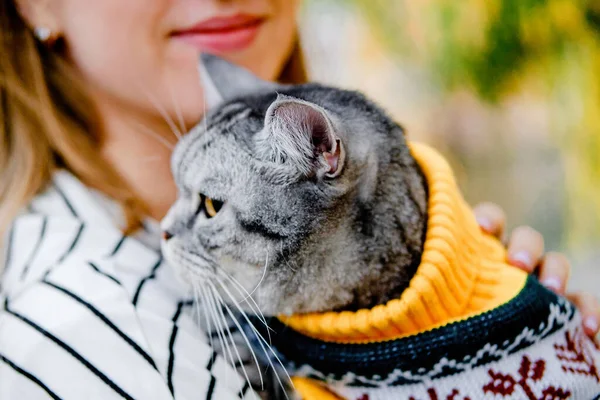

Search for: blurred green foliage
xmin=326 ymin=0 xmax=600 ymax=247
xmin=340 ymin=0 xmax=598 ymax=98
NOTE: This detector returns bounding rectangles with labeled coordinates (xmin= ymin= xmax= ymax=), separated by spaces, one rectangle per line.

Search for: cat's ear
xmin=198 ymin=53 xmax=279 ymax=109
xmin=260 ymin=95 xmax=345 ymax=178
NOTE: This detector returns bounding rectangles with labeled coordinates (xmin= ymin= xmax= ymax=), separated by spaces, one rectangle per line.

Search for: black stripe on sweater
xmin=4 ymin=301 xmax=135 ymax=400
xmin=205 ymin=375 xmax=216 ymax=400
xmin=166 ymin=301 xmax=185 ymax=395
xmin=57 ymin=224 xmax=85 ymax=264
xmin=41 ymin=280 xmax=158 ymax=372
xmin=206 ymin=351 xmax=218 ymax=371
xmin=166 ymin=326 xmax=179 ymax=396
xmin=109 ymin=236 xmax=126 ymax=257
xmin=87 ymin=262 xmax=122 ymax=287
xmin=52 ymin=182 xmax=78 ymax=218
xmin=238 ymin=381 xmax=250 ymax=398
xmin=131 ymin=257 xmax=163 ymax=306
xmin=20 ymin=217 xmax=48 ymax=280
xmin=0 ymin=353 xmax=63 ymax=400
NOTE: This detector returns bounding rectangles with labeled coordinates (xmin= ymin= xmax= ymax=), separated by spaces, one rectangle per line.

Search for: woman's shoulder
xmin=1 ymin=170 xmax=153 ymax=298
xmin=0 ymin=172 xmax=248 ymax=400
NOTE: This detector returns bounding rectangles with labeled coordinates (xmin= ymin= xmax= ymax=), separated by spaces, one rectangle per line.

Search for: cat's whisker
xmin=129 ymin=120 xmax=175 ymax=150
xmin=283 ymin=259 xmax=297 ymax=273
xmin=134 ymin=81 xmax=182 ymax=140
xmin=211 ymin=278 xmax=266 ymax=390
xmin=206 ymin=286 xmax=238 ymax=384
xmin=215 ymin=268 xmax=268 ymax=323
xmin=166 ymin=72 xmax=187 ymax=135
xmin=211 ymin=297 xmax=263 ymax=400
xmin=192 ymin=286 xmax=203 ymax=326
xmin=242 ymin=324 xmax=293 ymax=400
xmin=201 ymin=284 xmax=232 ymax=380
xmin=216 ymin=271 xmax=273 ymax=346
xmin=246 ymin=251 xmax=269 ymax=299
xmin=215 ymin=269 xmax=272 ymax=336
xmin=195 ymin=284 xmax=215 ymax=352
xmin=213 ymin=277 xmax=294 ymax=398
xmin=237 ymin=249 xmax=272 ymax=343
xmin=188 ymin=284 xmax=215 ymax=352
xmin=208 ymin=284 xmax=258 ymax=398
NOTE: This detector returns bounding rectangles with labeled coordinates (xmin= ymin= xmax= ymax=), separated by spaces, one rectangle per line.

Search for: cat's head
xmin=161 ymin=54 xmax=426 ymax=315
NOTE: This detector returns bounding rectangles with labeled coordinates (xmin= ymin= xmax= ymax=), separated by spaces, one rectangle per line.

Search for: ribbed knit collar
xmin=278 ymin=142 xmax=528 ymax=344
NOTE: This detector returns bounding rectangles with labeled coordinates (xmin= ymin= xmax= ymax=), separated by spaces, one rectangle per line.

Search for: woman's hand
xmin=474 ymin=202 xmax=600 ymax=338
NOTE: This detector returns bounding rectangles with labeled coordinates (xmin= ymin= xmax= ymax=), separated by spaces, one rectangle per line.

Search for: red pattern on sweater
xmin=554 ymin=328 xmax=599 ymax=382
xmin=483 ymin=354 xmax=574 ymax=400
xmin=408 ymin=388 xmax=471 ymax=400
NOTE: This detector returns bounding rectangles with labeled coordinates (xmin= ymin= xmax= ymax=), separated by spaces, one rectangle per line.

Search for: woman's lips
xmin=172 ymin=14 xmax=265 ymax=53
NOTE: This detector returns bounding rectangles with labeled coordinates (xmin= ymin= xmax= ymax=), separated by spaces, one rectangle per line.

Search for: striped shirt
xmin=0 ymin=171 xmax=261 ymax=400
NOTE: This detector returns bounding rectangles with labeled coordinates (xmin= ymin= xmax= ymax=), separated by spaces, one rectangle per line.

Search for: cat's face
xmin=161 ymin=55 xmax=423 ymax=315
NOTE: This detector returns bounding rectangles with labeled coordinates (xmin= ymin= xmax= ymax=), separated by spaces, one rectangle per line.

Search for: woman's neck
xmin=97 ymin=101 xmax=181 ymax=222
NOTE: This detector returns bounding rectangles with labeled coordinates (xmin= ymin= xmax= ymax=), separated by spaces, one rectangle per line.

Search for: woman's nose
xmin=162 ymin=231 xmax=174 ymax=241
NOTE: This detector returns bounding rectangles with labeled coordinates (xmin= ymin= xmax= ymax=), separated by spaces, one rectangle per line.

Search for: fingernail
xmin=476 ymin=216 xmax=494 ymax=233
xmin=509 ymin=251 xmax=533 ymax=269
xmin=584 ymin=317 xmax=599 ymax=334
xmin=541 ymin=276 xmax=563 ymax=292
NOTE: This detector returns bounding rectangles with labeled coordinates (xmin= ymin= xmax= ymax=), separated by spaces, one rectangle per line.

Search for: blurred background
xmin=299 ymin=0 xmax=600 ymax=293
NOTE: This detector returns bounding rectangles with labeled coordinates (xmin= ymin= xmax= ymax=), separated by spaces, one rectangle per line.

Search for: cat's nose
xmin=162 ymin=231 xmax=174 ymax=241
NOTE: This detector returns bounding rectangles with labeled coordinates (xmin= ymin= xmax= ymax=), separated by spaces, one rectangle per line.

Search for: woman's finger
xmin=566 ymin=292 xmax=600 ymax=338
xmin=506 ymin=226 xmax=545 ymax=273
xmin=473 ymin=202 xmax=506 ymax=238
xmin=537 ymin=252 xmax=571 ymax=294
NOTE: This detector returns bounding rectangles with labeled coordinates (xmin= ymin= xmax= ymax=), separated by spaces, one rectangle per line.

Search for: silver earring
xmin=34 ymin=26 xmax=52 ymax=42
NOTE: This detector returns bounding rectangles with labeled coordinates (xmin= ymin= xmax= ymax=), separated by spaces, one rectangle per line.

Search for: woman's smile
xmin=171 ymin=13 xmax=266 ymax=53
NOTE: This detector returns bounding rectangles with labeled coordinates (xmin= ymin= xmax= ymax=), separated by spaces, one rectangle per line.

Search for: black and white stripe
xmin=20 ymin=217 xmax=48 ymax=280
xmin=132 ymin=257 xmax=164 ymax=306
xmin=0 ymin=353 xmax=62 ymax=400
xmin=166 ymin=301 xmax=186 ymax=395
xmin=56 ymin=223 xmax=85 ymax=264
xmin=0 ymin=171 xmax=259 ymax=400
xmin=4 ymin=300 xmax=137 ymax=400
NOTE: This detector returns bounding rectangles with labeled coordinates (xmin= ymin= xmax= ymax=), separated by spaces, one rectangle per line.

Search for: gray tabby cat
xmin=161 ymin=54 xmax=428 ymax=316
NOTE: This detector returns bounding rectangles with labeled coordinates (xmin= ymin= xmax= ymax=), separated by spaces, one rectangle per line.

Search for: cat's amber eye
xmin=199 ymin=194 xmax=224 ymax=218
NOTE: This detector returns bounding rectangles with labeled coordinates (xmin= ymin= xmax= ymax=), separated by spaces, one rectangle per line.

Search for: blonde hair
xmin=0 ymin=0 xmax=307 ymax=235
